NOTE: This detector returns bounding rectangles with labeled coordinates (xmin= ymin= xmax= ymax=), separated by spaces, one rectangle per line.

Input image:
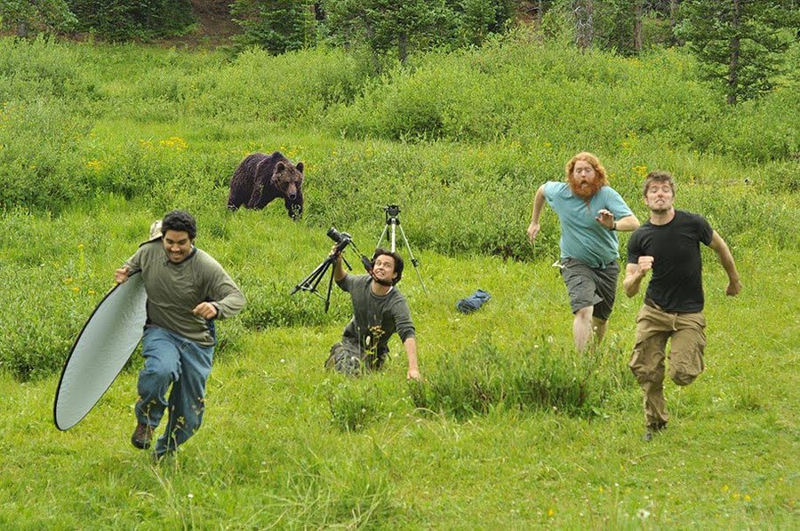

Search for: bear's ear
xmin=296 ymin=162 xmax=304 ymax=173
xmin=274 ymin=161 xmax=286 ymax=173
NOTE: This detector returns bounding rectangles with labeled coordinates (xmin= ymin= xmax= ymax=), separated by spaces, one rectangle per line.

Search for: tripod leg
xmin=324 ymin=263 xmax=336 ymax=312
xmin=390 ymin=223 xmax=397 ymax=252
xmin=376 ymin=224 xmax=388 ymax=250
xmin=397 ymin=223 xmax=428 ymax=293
xmin=292 ymin=256 xmax=333 ymax=296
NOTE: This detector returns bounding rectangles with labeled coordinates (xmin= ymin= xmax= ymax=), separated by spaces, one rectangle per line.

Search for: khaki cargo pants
xmin=629 ymin=303 xmax=706 ymax=428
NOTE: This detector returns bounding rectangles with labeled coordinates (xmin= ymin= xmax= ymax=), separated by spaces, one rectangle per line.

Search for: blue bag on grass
xmin=456 ymin=289 xmax=491 ymax=314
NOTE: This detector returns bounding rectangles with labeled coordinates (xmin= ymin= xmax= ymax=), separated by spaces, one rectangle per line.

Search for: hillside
xmin=0 ymin=32 xmax=797 ymax=529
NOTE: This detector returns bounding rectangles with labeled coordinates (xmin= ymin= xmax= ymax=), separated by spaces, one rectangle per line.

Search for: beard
xmin=569 ymin=176 xmax=604 ymax=200
xmin=372 ymin=275 xmax=395 ymax=287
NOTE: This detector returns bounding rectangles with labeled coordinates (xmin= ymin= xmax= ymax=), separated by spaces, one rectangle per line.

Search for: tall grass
xmin=409 ymin=339 xmax=634 ymax=419
xmin=0 ymin=34 xmax=797 ymax=528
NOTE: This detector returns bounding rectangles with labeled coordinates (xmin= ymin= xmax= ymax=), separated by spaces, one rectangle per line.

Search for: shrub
xmin=409 ymin=340 xmax=631 ymax=419
xmin=190 ymin=45 xmax=373 ymax=124
xmin=0 ymin=99 xmax=92 ymax=212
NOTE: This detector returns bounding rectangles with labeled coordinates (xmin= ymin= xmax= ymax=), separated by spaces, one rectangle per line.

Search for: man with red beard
xmin=325 ymin=247 xmax=420 ymax=380
xmin=527 ymin=152 xmax=640 ymax=351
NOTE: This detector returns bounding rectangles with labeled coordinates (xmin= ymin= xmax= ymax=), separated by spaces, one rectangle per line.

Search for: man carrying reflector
xmin=115 ymin=210 xmax=245 ymax=459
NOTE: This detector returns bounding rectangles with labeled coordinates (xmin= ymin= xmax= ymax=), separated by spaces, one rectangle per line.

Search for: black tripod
xmin=292 ymin=229 xmax=371 ymax=312
xmin=376 ymin=205 xmax=427 ymax=292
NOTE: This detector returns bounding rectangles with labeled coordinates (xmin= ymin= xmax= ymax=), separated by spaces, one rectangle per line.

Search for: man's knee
xmin=629 ymin=347 xmax=664 ymax=385
xmin=575 ymin=306 xmax=593 ymax=321
xmin=326 ymin=342 xmax=364 ymax=376
xmin=141 ymin=358 xmax=177 ymax=382
xmin=669 ymin=361 xmax=702 ymax=386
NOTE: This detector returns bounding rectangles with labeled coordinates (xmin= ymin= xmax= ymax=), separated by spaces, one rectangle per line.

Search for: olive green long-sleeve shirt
xmin=125 ymin=241 xmax=245 ymax=346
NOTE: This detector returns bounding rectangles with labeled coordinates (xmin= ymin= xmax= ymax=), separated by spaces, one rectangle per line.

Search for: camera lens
xmin=327 ymin=227 xmax=342 ymax=243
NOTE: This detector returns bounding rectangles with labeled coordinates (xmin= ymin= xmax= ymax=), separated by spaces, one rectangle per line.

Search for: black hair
xmin=161 ymin=210 xmax=197 ymax=240
xmin=372 ymin=248 xmax=404 ymax=285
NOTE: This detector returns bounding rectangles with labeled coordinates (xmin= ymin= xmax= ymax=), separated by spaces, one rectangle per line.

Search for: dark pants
xmin=325 ymin=339 xmax=387 ymax=376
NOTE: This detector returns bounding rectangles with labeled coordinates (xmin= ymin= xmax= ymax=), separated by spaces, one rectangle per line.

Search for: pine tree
xmin=231 ymin=0 xmax=317 ymax=54
xmin=323 ymin=0 xmax=449 ymax=64
xmin=679 ymin=0 xmax=798 ymax=104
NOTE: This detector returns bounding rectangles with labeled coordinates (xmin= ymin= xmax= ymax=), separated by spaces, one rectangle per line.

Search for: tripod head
xmin=384 ymin=204 xmax=401 ymax=225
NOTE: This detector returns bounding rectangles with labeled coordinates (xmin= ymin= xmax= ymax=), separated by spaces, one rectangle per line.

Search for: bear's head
xmin=271 ymin=161 xmax=304 ymax=200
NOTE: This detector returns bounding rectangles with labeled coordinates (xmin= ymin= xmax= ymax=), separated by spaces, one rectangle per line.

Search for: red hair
xmin=565 ymin=152 xmax=609 ymax=186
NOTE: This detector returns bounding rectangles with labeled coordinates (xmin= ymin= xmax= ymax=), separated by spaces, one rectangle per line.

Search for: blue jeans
xmin=136 ymin=326 xmax=214 ymax=456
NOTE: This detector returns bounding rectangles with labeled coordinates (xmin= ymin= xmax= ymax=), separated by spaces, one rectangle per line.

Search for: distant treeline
xmin=1 ymin=1 xmax=798 ymax=104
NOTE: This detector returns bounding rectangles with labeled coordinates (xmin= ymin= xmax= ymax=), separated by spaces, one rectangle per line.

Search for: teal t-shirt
xmin=543 ymin=182 xmax=633 ymax=268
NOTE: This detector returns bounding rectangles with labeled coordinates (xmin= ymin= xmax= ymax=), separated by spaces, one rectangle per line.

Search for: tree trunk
xmin=573 ymin=0 xmax=594 ymax=51
xmin=727 ymin=0 xmax=741 ymax=105
xmin=398 ymin=32 xmax=409 ymax=64
xmin=633 ymin=0 xmax=644 ymax=53
xmin=669 ymin=0 xmax=680 ymax=46
xmin=537 ymin=0 xmax=544 ymax=27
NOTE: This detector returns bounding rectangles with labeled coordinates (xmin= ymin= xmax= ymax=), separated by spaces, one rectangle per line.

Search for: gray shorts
xmin=560 ymin=258 xmax=620 ymax=321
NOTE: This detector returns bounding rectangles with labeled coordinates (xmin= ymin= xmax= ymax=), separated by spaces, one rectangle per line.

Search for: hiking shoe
xmin=642 ymin=422 xmax=667 ymax=442
xmin=131 ymin=423 xmax=155 ymax=449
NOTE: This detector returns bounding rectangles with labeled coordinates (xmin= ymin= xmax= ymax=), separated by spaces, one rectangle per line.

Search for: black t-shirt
xmin=627 ymin=210 xmax=713 ymax=313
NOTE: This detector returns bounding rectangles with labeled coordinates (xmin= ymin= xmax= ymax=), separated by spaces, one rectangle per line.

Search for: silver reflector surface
xmin=54 ymin=272 xmax=147 ymax=430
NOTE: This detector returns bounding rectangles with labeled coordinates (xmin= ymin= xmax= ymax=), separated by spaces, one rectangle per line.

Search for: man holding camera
xmin=624 ymin=171 xmax=742 ymax=441
xmin=114 ymin=210 xmax=245 ymax=458
xmin=326 ymin=246 xmax=420 ymax=380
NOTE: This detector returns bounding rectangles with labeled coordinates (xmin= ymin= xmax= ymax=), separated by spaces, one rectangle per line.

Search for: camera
xmin=384 ymin=204 xmax=401 ymax=217
xmin=327 ymin=226 xmax=352 ymax=253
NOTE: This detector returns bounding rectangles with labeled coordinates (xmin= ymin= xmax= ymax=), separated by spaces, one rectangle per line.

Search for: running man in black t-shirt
xmin=623 ymin=171 xmax=742 ymax=442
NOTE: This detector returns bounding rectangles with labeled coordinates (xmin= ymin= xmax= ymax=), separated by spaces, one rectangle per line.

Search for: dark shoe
xmin=131 ymin=423 xmax=155 ymax=449
xmin=642 ymin=422 xmax=667 ymax=442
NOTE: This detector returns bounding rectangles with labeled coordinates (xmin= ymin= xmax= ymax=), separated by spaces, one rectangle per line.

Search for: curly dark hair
xmin=161 ymin=210 xmax=197 ymax=240
xmin=372 ymin=248 xmax=404 ymax=285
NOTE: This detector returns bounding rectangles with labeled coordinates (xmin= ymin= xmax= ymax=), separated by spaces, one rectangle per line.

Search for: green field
xmin=0 ymin=34 xmax=798 ymax=528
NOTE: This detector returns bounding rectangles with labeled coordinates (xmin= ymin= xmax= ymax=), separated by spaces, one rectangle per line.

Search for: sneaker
xmin=642 ymin=422 xmax=667 ymax=442
xmin=131 ymin=423 xmax=155 ymax=449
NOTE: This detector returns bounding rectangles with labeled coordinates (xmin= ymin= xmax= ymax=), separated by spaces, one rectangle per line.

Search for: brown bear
xmin=227 ymin=151 xmax=305 ymax=220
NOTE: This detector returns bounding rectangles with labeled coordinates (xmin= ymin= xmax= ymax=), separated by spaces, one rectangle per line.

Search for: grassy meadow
xmin=0 ymin=33 xmax=798 ymax=528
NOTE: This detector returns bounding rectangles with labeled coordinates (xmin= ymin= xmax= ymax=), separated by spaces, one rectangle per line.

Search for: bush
xmin=0 ymin=36 xmax=84 ymax=100
xmin=409 ymin=340 xmax=631 ymax=419
xmin=0 ymin=99 xmax=92 ymax=212
xmin=190 ymin=45 xmax=373 ymax=123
